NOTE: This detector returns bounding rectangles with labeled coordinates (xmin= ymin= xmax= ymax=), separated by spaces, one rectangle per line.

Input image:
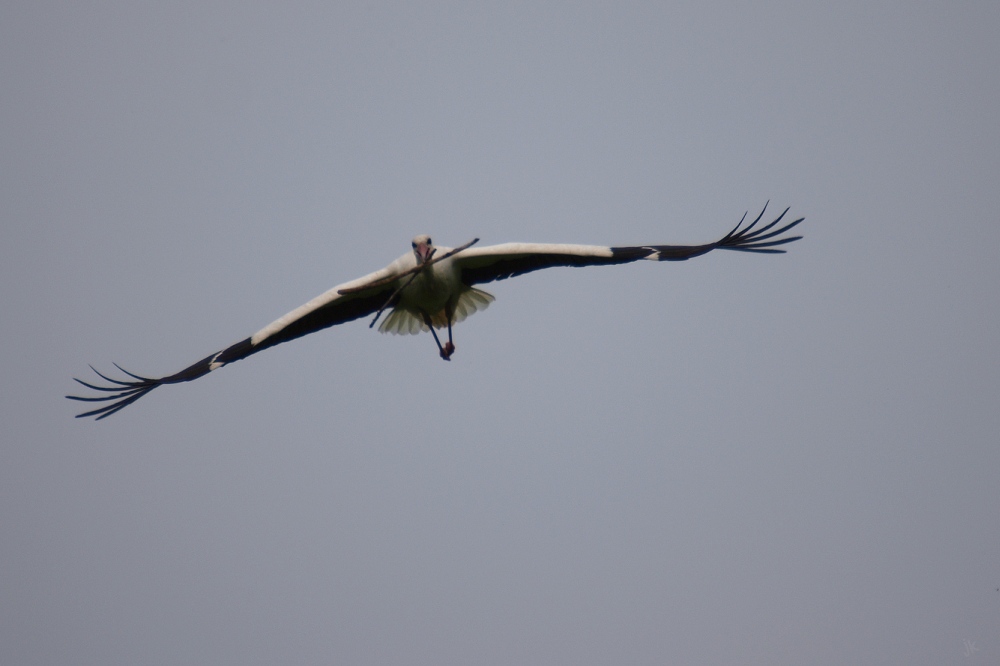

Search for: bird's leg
xmin=421 ymin=311 xmax=450 ymax=361
xmin=442 ymin=304 xmax=455 ymax=360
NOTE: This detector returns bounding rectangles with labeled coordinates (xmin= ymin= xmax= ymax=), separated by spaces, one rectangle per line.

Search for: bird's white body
xmin=387 ymin=245 xmax=463 ymax=328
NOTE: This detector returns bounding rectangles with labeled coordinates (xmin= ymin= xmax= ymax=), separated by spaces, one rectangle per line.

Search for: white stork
xmin=68 ymin=204 xmax=803 ymax=419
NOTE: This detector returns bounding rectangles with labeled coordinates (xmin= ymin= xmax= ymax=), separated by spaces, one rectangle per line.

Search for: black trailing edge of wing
xmin=66 ymin=287 xmax=391 ymax=420
xmin=463 ymin=203 xmax=803 ymax=286
xmin=460 ymin=249 xmax=638 ymax=285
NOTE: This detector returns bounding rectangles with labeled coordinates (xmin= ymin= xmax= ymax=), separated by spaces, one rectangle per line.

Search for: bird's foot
xmin=440 ymin=342 xmax=455 ymax=361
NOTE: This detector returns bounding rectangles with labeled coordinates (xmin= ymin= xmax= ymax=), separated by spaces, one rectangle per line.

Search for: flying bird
xmin=68 ymin=204 xmax=803 ymax=419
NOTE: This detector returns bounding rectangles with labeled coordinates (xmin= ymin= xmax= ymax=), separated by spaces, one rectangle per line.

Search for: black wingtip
xmin=719 ymin=205 xmax=804 ymax=254
xmin=67 ymin=364 xmax=163 ymax=420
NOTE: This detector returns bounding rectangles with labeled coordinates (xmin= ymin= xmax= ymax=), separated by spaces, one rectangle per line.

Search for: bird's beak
xmin=415 ymin=242 xmax=432 ymax=264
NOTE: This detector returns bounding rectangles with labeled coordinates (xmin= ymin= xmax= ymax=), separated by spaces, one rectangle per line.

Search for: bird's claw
xmin=440 ymin=342 xmax=455 ymax=361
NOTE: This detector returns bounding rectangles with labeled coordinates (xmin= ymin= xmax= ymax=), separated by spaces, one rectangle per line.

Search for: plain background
xmin=3 ymin=2 xmax=998 ymax=664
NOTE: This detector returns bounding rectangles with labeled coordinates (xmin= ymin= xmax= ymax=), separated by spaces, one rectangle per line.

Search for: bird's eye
xmin=412 ymin=242 xmax=417 ymax=248
xmin=426 ymin=238 xmax=431 ymax=245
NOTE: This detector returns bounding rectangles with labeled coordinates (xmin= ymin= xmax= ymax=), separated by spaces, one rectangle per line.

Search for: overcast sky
xmin=3 ymin=2 xmax=999 ymax=664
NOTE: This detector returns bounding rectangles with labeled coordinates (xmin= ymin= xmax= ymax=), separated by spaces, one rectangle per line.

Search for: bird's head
xmin=411 ymin=235 xmax=434 ymax=264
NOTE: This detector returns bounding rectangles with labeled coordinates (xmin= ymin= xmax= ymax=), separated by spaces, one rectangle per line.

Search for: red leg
xmin=421 ymin=312 xmax=451 ymax=361
xmin=442 ymin=306 xmax=455 ymax=359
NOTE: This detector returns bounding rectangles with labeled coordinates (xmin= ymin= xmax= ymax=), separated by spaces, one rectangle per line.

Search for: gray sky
xmin=3 ymin=2 xmax=999 ymax=664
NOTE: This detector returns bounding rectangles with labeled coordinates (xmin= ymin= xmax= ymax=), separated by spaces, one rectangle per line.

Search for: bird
xmin=68 ymin=203 xmax=803 ymax=419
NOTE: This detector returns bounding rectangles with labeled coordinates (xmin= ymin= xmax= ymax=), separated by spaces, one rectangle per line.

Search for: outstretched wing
xmin=456 ymin=204 xmax=803 ymax=285
xmin=67 ymin=266 xmax=401 ymax=420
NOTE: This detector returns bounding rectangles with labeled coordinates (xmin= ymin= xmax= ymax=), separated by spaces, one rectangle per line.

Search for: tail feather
xmin=378 ymin=287 xmax=495 ymax=336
